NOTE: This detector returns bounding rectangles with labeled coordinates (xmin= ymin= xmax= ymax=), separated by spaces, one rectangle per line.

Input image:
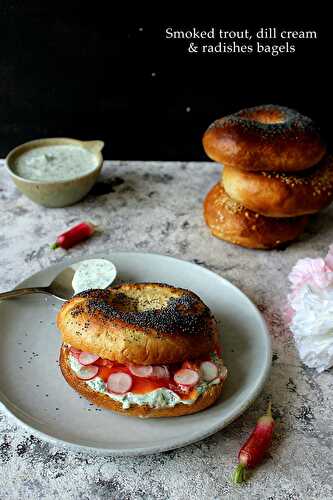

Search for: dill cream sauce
xmin=12 ymin=145 xmax=98 ymax=181
xmin=72 ymin=259 xmax=117 ymax=294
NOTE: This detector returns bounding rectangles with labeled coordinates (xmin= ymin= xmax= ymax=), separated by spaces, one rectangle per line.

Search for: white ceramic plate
xmin=0 ymin=252 xmax=271 ymax=456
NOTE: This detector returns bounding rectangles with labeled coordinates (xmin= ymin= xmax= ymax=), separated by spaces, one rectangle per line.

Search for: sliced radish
xmin=78 ymin=352 xmax=100 ymax=366
xmin=77 ymin=365 xmax=99 ymax=380
xmin=107 ymin=372 xmax=133 ymax=394
xmin=69 ymin=346 xmax=81 ymax=359
xmin=219 ymin=366 xmax=228 ymax=380
xmin=70 ymin=346 xmax=81 ymax=354
xmin=200 ymin=361 xmax=218 ymax=382
xmin=128 ymin=364 xmax=153 ymax=378
xmin=174 ymin=368 xmax=199 ymax=387
xmin=151 ymin=365 xmax=170 ymax=379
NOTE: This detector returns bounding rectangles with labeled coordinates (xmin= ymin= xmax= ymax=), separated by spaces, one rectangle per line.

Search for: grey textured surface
xmin=1 ymin=160 xmax=333 ymax=500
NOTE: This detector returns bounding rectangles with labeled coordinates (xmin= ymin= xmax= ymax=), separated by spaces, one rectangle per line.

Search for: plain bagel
xmin=222 ymin=156 xmax=333 ymax=217
xmin=203 ymin=105 xmax=326 ymax=172
xmin=204 ymin=183 xmax=308 ymax=249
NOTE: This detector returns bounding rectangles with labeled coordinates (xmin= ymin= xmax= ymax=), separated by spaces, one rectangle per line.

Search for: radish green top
xmin=12 ymin=145 xmax=98 ymax=181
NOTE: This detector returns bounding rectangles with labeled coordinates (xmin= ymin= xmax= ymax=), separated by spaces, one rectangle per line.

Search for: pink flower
xmin=288 ymin=257 xmax=333 ymax=292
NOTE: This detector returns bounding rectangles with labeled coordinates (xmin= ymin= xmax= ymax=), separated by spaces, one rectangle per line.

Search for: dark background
xmin=0 ymin=4 xmax=329 ymax=160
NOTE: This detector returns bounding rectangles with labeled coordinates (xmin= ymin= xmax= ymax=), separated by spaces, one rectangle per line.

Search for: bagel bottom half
xmin=59 ymin=345 xmax=224 ymax=418
xmin=204 ymin=183 xmax=308 ymax=249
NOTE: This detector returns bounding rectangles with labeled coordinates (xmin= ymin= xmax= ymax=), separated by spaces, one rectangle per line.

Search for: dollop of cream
xmin=72 ymin=259 xmax=117 ymax=294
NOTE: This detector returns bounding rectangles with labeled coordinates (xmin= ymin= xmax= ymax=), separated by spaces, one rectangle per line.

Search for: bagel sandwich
xmin=57 ymin=283 xmax=227 ymax=418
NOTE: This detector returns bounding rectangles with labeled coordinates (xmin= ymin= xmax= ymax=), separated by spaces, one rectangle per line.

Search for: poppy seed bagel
xmin=57 ymin=283 xmax=219 ymax=365
xmin=203 ymin=105 xmax=326 ymax=172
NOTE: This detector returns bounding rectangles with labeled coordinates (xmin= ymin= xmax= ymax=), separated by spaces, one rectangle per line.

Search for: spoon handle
xmin=0 ymin=287 xmax=51 ymax=300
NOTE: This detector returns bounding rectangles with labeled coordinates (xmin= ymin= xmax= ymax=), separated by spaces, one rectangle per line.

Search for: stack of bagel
xmin=202 ymin=105 xmax=332 ymax=249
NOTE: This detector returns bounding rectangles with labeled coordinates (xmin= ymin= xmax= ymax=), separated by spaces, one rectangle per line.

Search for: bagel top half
xmin=57 ymin=283 xmax=218 ymax=365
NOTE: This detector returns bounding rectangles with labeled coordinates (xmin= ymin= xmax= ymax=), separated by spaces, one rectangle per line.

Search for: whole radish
xmin=51 ymin=222 xmax=95 ymax=250
xmin=232 ymin=402 xmax=275 ymax=484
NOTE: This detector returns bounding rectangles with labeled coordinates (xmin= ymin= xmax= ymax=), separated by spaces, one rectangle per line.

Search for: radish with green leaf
xmin=232 ymin=402 xmax=275 ymax=484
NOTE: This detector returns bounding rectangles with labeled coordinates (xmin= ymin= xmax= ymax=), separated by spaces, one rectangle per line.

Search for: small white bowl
xmin=5 ymin=137 xmax=104 ymax=208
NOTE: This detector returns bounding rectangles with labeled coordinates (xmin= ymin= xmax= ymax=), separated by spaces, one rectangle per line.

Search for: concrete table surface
xmin=0 ymin=160 xmax=333 ymax=500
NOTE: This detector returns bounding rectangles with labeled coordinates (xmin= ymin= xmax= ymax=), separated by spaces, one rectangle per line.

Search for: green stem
xmin=232 ymin=463 xmax=247 ymax=484
xmin=266 ymin=400 xmax=272 ymax=418
xmin=50 ymin=242 xmax=59 ymax=250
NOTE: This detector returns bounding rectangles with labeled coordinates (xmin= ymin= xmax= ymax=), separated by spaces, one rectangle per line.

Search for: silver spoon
xmin=0 ymin=267 xmax=76 ymax=302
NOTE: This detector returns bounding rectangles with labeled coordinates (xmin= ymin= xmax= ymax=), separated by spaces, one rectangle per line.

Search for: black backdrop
xmin=0 ymin=4 xmax=329 ymax=160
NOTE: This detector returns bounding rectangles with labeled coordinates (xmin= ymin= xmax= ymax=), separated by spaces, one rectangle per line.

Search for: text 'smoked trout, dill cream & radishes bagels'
xmin=57 ymin=283 xmax=227 ymax=417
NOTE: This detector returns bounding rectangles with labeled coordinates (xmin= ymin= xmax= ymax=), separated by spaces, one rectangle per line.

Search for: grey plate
xmin=0 ymin=252 xmax=271 ymax=456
